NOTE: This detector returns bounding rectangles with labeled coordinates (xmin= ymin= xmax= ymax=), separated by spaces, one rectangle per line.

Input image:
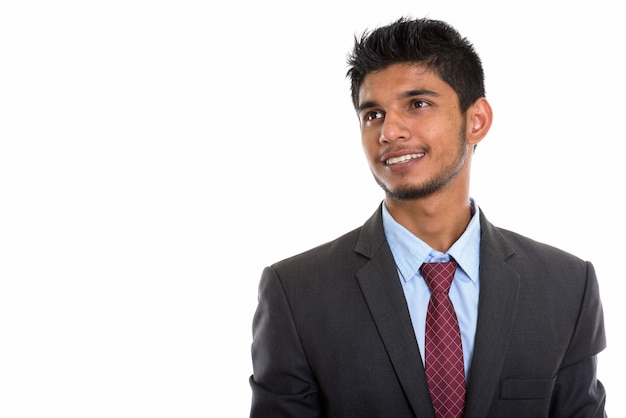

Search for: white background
xmin=1 ymin=1 xmax=623 ymax=416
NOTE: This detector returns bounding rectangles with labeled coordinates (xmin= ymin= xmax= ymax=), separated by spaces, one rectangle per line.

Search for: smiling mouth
xmin=385 ymin=153 xmax=425 ymax=165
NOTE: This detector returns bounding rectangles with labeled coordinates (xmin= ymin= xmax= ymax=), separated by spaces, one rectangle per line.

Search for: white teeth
xmin=386 ymin=153 xmax=424 ymax=165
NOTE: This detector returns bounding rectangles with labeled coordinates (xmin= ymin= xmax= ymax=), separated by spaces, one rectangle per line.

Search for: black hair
xmin=347 ymin=17 xmax=485 ymax=112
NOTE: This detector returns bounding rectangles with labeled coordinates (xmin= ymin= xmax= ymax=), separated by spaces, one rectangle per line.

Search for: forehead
xmin=358 ymin=63 xmax=454 ymax=105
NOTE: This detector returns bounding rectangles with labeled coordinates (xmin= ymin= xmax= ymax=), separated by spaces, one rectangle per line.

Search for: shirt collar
xmin=382 ymin=199 xmax=481 ymax=284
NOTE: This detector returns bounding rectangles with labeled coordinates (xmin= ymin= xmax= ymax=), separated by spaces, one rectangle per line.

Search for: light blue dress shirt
xmin=382 ymin=200 xmax=481 ymax=380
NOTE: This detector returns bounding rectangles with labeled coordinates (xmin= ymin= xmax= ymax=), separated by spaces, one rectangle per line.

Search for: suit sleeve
xmin=550 ymin=261 xmax=607 ymax=417
xmin=249 ymin=266 xmax=321 ymax=418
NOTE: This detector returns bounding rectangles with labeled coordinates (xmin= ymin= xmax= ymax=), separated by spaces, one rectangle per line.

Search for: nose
xmin=379 ymin=112 xmax=410 ymax=143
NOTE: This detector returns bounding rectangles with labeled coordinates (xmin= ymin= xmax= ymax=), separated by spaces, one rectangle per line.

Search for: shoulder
xmin=271 ymin=225 xmax=364 ymax=276
xmin=270 ymin=205 xmax=386 ymax=278
xmin=497 ymin=226 xmax=582 ymax=258
xmin=486 ymin=225 xmax=593 ymax=286
xmin=479 ymin=210 xmax=590 ymax=278
xmin=496 ymin=226 xmax=585 ymax=261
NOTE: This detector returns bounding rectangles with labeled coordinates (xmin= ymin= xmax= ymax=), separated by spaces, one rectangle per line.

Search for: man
xmin=249 ymin=17 xmax=607 ymax=417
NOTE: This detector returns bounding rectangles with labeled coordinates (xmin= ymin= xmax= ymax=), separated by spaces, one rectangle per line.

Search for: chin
xmin=387 ymin=188 xmax=434 ymax=201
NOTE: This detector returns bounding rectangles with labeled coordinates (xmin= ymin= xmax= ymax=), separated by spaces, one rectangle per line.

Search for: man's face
xmin=357 ymin=63 xmax=471 ymax=201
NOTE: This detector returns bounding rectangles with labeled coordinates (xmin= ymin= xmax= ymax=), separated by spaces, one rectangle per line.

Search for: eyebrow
xmin=357 ymin=89 xmax=440 ymax=113
xmin=401 ymin=89 xmax=439 ymax=99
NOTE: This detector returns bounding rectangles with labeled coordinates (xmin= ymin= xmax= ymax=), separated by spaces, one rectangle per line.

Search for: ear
xmin=465 ymin=97 xmax=493 ymax=146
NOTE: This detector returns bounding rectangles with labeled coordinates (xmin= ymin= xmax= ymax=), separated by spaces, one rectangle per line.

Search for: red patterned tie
xmin=421 ymin=260 xmax=465 ymax=418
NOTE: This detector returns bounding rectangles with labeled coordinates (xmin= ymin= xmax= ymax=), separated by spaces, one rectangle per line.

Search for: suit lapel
xmin=464 ymin=212 xmax=520 ymax=417
xmin=354 ymin=207 xmax=436 ymax=417
xmin=354 ymin=206 xmax=521 ymax=417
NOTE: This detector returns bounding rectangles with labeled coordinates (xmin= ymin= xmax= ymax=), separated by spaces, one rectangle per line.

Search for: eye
xmin=365 ymin=110 xmax=384 ymax=121
xmin=411 ymin=100 xmax=429 ymax=109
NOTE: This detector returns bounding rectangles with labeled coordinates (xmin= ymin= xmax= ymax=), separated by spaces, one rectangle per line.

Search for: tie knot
xmin=421 ymin=260 xmax=457 ymax=293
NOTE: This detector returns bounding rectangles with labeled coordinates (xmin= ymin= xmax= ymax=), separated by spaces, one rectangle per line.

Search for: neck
xmin=385 ymin=192 xmax=473 ymax=253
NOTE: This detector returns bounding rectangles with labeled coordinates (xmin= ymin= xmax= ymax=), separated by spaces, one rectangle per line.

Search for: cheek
xmin=361 ymin=133 xmax=379 ymax=160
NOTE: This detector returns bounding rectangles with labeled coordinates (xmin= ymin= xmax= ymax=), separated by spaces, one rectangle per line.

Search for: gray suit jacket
xmin=250 ymin=205 xmax=607 ymax=417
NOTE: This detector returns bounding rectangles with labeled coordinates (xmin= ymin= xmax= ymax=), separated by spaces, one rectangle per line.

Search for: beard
xmin=374 ymin=121 xmax=469 ymax=201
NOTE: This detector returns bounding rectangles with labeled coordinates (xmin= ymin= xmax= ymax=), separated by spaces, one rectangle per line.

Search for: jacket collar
xmin=353 ymin=204 xmax=520 ymax=417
